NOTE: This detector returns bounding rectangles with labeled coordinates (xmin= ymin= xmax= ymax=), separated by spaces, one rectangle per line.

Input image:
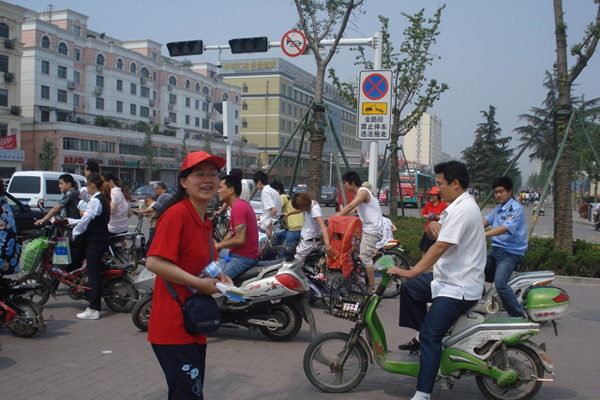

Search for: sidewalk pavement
xmin=1 ymin=279 xmax=600 ymax=399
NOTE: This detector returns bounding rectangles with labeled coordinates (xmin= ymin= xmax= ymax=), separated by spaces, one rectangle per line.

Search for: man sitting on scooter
xmin=215 ymin=175 xmax=259 ymax=279
xmin=388 ymin=161 xmax=486 ymax=400
xmin=482 ymin=176 xmax=528 ymax=318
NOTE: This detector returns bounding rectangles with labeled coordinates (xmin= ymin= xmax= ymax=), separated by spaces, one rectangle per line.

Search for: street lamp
xmin=329 ymin=152 xmax=333 ymax=187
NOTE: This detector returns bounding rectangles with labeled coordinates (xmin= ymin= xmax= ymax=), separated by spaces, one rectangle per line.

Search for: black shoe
xmin=398 ymin=338 xmax=420 ymax=352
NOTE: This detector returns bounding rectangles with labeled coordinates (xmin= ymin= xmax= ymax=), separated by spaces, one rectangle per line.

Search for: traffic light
xmin=228 ymin=36 xmax=269 ymax=54
xmin=213 ymin=100 xmax=233 ymax=138
xmin=166 ymin=40 xmax=204 ymax=57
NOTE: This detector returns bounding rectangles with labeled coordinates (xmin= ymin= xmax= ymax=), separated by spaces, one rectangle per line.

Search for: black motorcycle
xmin=0 ymin=277 xmax=46 ymax=338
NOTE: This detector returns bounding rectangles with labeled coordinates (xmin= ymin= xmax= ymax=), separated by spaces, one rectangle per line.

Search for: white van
xmin=8 ymin=171 xmax=87 ymax=211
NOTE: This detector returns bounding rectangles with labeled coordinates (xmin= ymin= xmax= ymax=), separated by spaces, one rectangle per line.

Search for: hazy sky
xmin=19 ymin=0 xmax=600 ymax=179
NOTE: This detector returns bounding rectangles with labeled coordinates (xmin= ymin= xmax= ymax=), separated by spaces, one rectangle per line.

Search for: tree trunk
xmin=307 ymin=64 xmax=326 ymax=202
xmin=389 ymin=108 xmax=401 ymax=217
xmin=553 ymin=0 xmax=573 ymax=253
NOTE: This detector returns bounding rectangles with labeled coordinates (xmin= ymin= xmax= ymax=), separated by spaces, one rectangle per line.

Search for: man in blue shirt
xmin=483 ymin=176 xmax=528 ymax=317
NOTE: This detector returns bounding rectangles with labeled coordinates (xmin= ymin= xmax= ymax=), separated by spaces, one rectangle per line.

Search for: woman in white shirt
xmin=102 ymin=172 xmax=132 ymax=234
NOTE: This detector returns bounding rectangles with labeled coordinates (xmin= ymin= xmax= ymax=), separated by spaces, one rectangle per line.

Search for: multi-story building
xmin=216 ymin=57 xmax=362 ymax=186
xmin=0 ymin=1 xmax=26 ymax=179
xmin=402 ymin=112 xmax=443 ymax=171
xmin=18 ymin=6 xmax=257 ymax=187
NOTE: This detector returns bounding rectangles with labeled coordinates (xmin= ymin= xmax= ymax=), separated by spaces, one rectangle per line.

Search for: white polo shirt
xmin=258 ymin=184 xmax=282 ymax=231
xmin=431 ymin=191 xmax=486 ymax=301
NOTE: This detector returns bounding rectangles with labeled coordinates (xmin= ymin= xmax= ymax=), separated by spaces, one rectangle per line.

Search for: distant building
xmin=17 ymin=6 xmax=256 ymax=186
xmin=216 ymin=57 xmax=361 ymax=186
xmin=0 ymin=1 xmax=27 ymax=178
xmin=402 ymin=112 xmax=443 ymax=171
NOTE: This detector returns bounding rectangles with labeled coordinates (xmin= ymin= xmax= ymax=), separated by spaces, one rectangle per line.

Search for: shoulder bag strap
xmin=165 ymin=230 xmax=215 ymax=307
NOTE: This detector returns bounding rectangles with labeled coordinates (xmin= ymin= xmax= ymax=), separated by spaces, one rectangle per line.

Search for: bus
xmin=396 ymin=171 xmax=434 ymax=207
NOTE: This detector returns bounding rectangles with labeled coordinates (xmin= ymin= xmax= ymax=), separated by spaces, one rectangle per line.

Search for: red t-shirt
xmin=422 ymin=200 xmax=448 ymax=230
xmin=229 ymin=199 xmax=259 ymax=259
xmin=147 ymin=198 xmax=215 ymax=345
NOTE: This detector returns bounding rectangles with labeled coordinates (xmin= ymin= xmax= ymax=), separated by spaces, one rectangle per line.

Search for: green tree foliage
xmin=39 ymin=137 xmax=58 ymax=171
xmin=462 ymin=105 xmax=521 ymax=191
xmin=293 ymin=0 xmax=365 ymax=203
xmin=330 ymin=8 xmax=448 ymax=216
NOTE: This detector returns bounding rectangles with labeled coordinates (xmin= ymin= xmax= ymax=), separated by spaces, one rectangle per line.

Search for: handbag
xmin=52 ymin=236 xmax=72 ymax=265
xmin=164 ymin=233 xmax=221 ymax=335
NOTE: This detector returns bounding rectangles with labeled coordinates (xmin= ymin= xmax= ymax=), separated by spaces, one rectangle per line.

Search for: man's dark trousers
xmin=399 ymin=273 xmax=477 ymax=393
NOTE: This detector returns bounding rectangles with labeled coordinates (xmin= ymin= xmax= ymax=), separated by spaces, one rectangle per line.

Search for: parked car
xmin=250 ymin=190 xmax=262 ymax=216
xmin=3 ymin=191 xmax=45 ymax=240
xmin=7 ymin=171 xmax=87 ymax=211
xmin=129 ymin=184 xmax=177 ymax=208
xmin=320 ymin=187 xmax=338 ymax=207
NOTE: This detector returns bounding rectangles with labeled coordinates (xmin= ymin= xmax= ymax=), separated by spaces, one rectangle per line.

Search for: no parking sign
xmin=357 ymin=70 xmax=392 ymax=141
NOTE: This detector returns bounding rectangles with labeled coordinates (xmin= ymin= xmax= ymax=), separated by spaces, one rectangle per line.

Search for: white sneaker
xmin=77 ymin=308 xmax=100 ymax=320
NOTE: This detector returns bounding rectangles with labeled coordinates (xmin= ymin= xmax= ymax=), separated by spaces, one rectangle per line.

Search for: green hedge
xmin=389 ymin=216 xmax=600 ymax=278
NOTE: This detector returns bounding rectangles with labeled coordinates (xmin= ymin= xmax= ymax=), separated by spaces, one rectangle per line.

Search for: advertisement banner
xmin=0 ymin=135 xmax=17 ymax=150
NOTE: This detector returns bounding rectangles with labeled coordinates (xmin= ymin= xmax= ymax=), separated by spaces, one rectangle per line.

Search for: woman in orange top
xmin=419 ymin=186 xmax=447 ymax=253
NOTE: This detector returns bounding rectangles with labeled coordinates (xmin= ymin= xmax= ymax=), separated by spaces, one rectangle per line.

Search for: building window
xmin=96 ymin=97 xmax=104 ymax=110
xmin=167 ymin=76 xmax=177 ymax=86
xmin=130 ymin=83 xmax=137 ymax=95
xmin=222 ymin=92 xmax=229 ymax=101
xmin=41 ymin=60 xmax=50 ymax=74
xmin=195 ymin=117 xmax=200 ymax=127
xmin=140 ymin=106 xmax=150 ymax=117
xmin=116 ymin=101 xmax=123 ymax=113
xmin=202 ymin=86 xmax=209 ymax=95
xmin=57 ymin=89 xmax=67 ymax=103
xmin=195 ymin=82 xmax=200 ymax=92
xmin=41 ymin=110 xmax=50 ymax=122
xmin=280 ymin=102 xmax=285 ymax=113
xmin=0 ymin=23 xmax=8 ymax=38
xmin=96 ymin=53 xmax=105 ymax=65
xmin=0 ymin=55 xmax=7 ymax=73
xmin=152 ymin=52 xmax=157 ymax=60
xmin=169 ymin=112 xmax=177 ymax=123
xmin=63 ymin=137 xmax=78 ymax=150
xmin=169 ymin=94 xmax=177 ymax=104
xmin=116 ymin=58 xmax=123 ymax=70
xmin=185 ymin=97 xmax=190 ymax=107
xmin=280 ymin=120 xmax=285 ymax=130
xmin=234 ymin=125 xmax=239 ymax=134
xmin=41 ymin=85 xmax=50 ymax=99
xmin=287 ymin=121 xmax=291 ymax=132
xmin=0 ymin=89 xmax=7 ymax=107
xmin=141 ymin=67 xmax=149 ymax=78
xmin=195 ymin=99 xmax=200 ymax=109
xmin=202 ymin=102 xmax=209 ymax=112
xmin=116 ymin=79 xmax=123 ymax=91
xmin=74 ymin=48 xmax=80 ymax=61
xmin=242 ymin=119 xmax=248 ymax=128
xmin=141 ymin=86 xmax=150 ymax=98
xmin=41 ymin=35 xmax=50 ymax=49
xmin=185 ymin=80 xmax=191 ymax=89
xmin=58 ymin=42 xmax=68 ymax=56
xmin=130 ymin=104 xmax=136 ymax=115
xmin=96 ymin=75 xmax=104 ymax=87
xmin=202 ymin=119 xmax=209 ymax=129
xmin=234 ymin=110 xmax=239 ymax=119
xmin=185 ymin=115 xmax=190 ymax=125
xmin=73 ymin=94 xmax=80 ymax=107
xmin=287 ymin=104 xmax=291 ymax=114
xmin=73 ymin=24 xmax=81 ymax=36
xmin=281 ymin=84 xmax=285 ymax=95
xmin=130 ymin=62 xmax=137 ymax=74
xmin=73 ymin=70 xmax=80 ymax=84
xmin=243 ymin=84 xmax=248 ymax=93
xmin=242 ymin=102 xmax=248 ymax=111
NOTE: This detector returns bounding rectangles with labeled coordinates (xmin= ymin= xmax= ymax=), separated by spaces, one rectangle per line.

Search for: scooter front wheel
xmin=475 ymin=343 xmax=544 ymax=400
xmin=303 ymin=331 xmax=368 ymax=393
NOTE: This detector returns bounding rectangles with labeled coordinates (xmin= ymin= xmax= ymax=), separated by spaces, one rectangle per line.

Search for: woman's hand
xmin=217 ymin=272 xmax=233 ymax=285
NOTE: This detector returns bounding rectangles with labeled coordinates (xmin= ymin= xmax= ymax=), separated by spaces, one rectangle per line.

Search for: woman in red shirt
xmin=419 ymin=186 xmax=448 ymax=253
xmin=146 ymin=151 xmax=232 ymax=400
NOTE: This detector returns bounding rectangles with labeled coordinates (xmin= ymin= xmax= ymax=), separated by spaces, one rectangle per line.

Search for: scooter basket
xmin=19 ymin=237 xmax=49 ymax=273
xmin=327 ymin=277 xmax=369 ymax=321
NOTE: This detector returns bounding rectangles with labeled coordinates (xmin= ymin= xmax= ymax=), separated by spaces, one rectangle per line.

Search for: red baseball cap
xmin=429 ymin=186 xmax=441 ymax=195
xmin=180 ymin=151 xmax=226 ymax=173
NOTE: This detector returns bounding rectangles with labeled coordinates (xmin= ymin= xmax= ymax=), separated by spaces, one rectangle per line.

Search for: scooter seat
xmin=233 ymin=266 xmax=265 ymax=286
xmin=103 ymin=262 xmax=135 ymax=271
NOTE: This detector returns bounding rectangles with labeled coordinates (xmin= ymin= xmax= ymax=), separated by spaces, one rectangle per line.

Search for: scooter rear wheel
xmin=475 ymin=343 xmax=544 ymax=400
xmin=131 ymin=294 xmax=152 ymax=331
xmin=259 ymin=305 xmax=302 ymax=341
xmin=304 ymin=331 xmax=368 ymax=393
xmin=8 ymin=298 xmax=41 ymax=338
xmin=16 ymin=273 xmax=53 ymax=306
xmin=103 ymin=277 xmax=138 ymax=313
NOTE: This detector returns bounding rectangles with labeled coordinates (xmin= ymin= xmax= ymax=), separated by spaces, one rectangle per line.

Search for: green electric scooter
xmin=303 ymin=256 xmax=555 ymax=400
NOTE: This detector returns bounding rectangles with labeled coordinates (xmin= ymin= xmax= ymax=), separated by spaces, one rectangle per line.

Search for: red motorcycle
xmin=17 ymin=219 xmax=138 ymax=312
xmin=0 ymin=277 xmax=46 ymax=338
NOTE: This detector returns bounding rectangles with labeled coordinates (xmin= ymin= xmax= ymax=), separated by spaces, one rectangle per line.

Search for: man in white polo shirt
xmin=388 ymin=161 xmax=486 ymax=400
xmin=253 ymin=171 xmax=281 ymax=234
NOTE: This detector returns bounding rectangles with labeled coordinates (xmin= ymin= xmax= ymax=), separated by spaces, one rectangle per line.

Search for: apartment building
xmin=402 ymin=112 xmax=443 ymax=171
xmin=0 ymin=1 xmax=26 ymax=179
xmin=17 ymin=6 xmax=256 ymax=186
xmin=217 ymin=57 xmax=361 ymax=186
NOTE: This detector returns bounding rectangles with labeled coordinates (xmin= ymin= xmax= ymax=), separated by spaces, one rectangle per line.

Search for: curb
xmin=554 ymin=275 xmax=600 ymax=286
